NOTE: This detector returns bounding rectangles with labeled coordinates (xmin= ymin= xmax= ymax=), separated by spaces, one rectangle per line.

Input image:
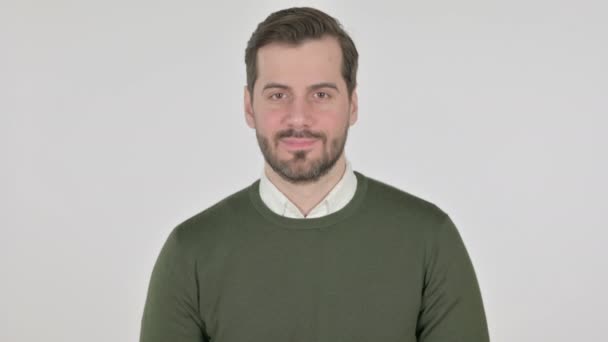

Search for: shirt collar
xmin=259 ymin=160 xmax=358 ymax=219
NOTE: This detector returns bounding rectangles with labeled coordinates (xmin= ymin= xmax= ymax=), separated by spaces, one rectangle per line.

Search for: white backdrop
xmin=2 ymin=0 xmax=606 ymax=341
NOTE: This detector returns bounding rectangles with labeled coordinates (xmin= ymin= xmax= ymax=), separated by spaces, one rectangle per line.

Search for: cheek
xmin=317 ymin=109 xmax=350 ymax=130
xmin=255 ymin=112 xmax=284 ymax=136
xmin=317 ymin=100 xmax=350 ymax=118
xmin=253 ymin=101 xmax=283 ymax=125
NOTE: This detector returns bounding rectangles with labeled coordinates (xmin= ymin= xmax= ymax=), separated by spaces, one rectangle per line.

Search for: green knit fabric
xmin=140 ymin=171 xmax=489 ymax=342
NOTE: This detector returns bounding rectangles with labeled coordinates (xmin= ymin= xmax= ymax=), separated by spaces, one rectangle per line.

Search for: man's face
xmin=244 ymin=36 xmax=358 ymax=184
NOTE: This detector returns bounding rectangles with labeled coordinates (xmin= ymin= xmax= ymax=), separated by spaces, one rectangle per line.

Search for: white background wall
xmin=2 ymin=0 xmax=606 ymax=341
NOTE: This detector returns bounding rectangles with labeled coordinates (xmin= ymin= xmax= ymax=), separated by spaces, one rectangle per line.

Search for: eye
xmin=314 ymin=91 xmax=331 ymax=99
xmin=269 ymin=92 xmax=287 ymax=100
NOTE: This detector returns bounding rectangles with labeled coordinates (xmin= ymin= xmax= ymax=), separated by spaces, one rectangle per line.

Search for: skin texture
xmin=244 ymin=36 xmax=358 ymax=216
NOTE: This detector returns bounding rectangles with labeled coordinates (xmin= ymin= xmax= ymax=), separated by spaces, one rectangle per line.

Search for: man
xmin=140 ymin=7 xmax=489 ymax=342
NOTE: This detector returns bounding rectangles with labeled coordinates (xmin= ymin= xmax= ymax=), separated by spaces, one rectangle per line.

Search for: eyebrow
xmin=310 ymin=82 xmax=340 ymax=93
xmin=262 ymin=82 xmax=340 ymax=93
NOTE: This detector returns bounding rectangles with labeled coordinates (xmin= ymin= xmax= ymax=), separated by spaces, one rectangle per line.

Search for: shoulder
xmin=360 ymin=173 xmax=463 ymax=257
xmin=362 ymin=173 xmax=449 ymax=226
xmin=169 ymin=181 xmax=256 ymax=249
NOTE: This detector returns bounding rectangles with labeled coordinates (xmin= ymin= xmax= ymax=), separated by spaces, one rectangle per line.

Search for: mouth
xmin=280 ymin=137 xmax=318 ymax=150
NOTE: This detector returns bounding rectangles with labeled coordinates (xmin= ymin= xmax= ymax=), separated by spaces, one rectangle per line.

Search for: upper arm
xmin=416 ymin=215 xmax=490 ymax=342
xmin=140 ymin=228 xmax=208 ymax=342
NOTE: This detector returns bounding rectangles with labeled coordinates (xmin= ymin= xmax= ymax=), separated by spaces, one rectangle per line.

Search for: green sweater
xmin=140 ymin=171 xmax=489 ymax=342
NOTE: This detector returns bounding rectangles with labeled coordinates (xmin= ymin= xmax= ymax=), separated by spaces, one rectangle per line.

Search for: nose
xmin=284 ymin=96 xmax=313 ymax=128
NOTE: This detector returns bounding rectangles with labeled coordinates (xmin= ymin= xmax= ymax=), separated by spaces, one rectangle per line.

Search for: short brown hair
xmin=245 ymin=7 xmax=358 ymax=97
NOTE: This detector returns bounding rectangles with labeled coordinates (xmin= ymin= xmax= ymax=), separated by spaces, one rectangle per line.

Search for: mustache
xmin=276 ymin=129 xmax=325 ymax=140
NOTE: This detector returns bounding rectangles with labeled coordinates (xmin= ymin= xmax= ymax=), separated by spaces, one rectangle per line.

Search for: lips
xmin=280 ymin=138 xmax=318 ymax=149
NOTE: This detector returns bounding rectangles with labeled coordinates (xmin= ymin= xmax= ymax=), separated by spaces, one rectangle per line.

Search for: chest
xmin=199 ymin=226 xmax=425 ymax=342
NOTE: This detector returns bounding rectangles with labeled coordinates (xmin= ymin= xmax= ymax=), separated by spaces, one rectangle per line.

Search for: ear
xmin=349 ymin=88 xmax=358 ymax=126
xmin=244 ymin=85 xmax=256 ymax=129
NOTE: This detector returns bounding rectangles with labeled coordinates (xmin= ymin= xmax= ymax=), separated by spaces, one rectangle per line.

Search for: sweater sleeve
xmin=140 ymin=228 xmax=208 ymax=342
xmin=416 ymin=214 xmax=490 ymax=342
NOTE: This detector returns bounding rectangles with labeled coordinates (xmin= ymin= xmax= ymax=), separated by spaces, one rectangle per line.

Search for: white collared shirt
xmin=259 ymin=161 xmax=358 ymax=219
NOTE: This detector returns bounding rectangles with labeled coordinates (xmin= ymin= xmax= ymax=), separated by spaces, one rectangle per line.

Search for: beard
xmin=256 ymin=124 xmax=348 ymax=184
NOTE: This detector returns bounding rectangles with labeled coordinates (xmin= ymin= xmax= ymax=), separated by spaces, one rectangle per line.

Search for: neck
xmin=264 ymin=154 xmax=348 ymax=217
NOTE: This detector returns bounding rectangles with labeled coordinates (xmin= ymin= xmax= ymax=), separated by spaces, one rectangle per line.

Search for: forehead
xmin=256 ymin=36 xmax=343 ymax=87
